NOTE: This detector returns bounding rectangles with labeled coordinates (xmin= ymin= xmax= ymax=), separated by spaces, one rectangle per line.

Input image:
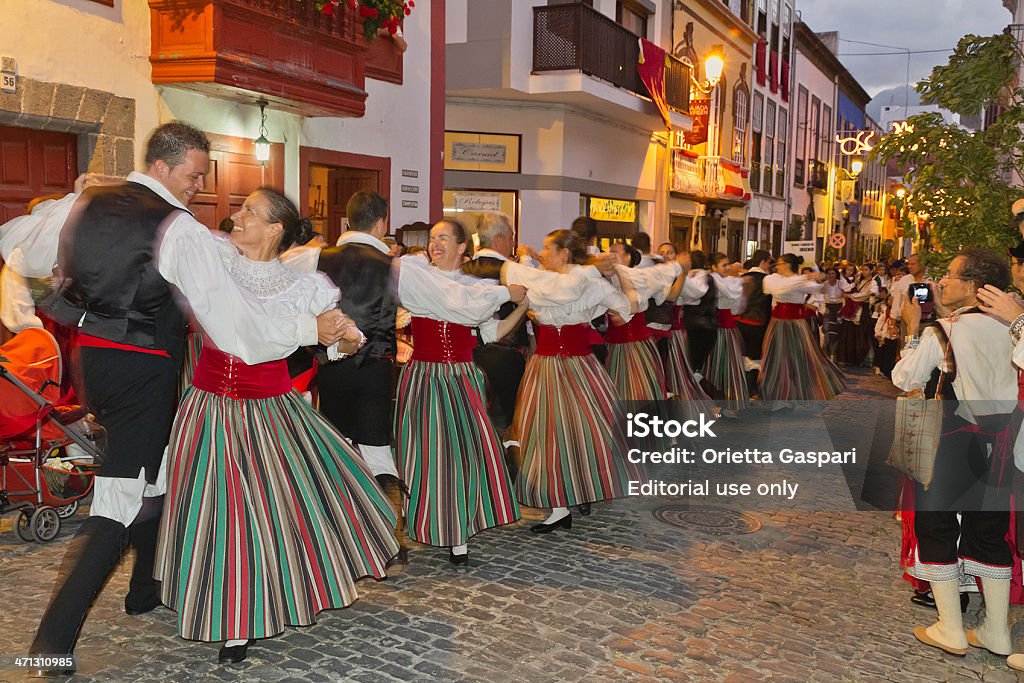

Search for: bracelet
xmin=903 ymin=335 xmax=920 ymax=351
xmin=1010 ymin=314 xmax=1024 ymax=342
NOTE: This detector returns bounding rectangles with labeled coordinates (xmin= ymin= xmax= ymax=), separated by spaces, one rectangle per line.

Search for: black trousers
xmin=318 ymin=357 xmax=394 ymax=445
xmin=915 ymin=411 xmax=1013 ymax=571
xmin=737 ymin=321 xmax=767 ymax=360
xmin=472 ymin=345 xmax=526 ymax=433
xmin=684 ymin=327 xmax=716 ymax=373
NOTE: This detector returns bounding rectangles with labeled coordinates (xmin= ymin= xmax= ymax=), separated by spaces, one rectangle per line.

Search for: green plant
xmin=315 ymin=0 xmax=413 ymax=38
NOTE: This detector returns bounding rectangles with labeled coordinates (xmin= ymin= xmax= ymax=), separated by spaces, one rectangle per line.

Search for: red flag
xmin=637 ymin=38 xmax=671 ymax=129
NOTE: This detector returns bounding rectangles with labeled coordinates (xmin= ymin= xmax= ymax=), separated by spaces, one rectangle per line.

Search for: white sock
xmin=225 ymin=639 xmax=248 ymax=647
xmin=543 ymin=507 xmax=570 ymax=524
xmin=502 ymin=440 xmax=520 ymax=449
xmin=451 ymin=543 xmax=468 ymax=556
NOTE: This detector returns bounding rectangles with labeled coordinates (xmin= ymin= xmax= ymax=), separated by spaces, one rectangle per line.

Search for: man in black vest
xmin=736 ymin=249 xmax=773 ymax=394
xmin=461 ymin=212 xmax=529 ymax=477
xmin=19 ymin=122 xmax=348 ymax=668
xmin=681 ymin=250 xmax=717 ymax=383
xmin=313 ymin=190 xmax=408 ymax=567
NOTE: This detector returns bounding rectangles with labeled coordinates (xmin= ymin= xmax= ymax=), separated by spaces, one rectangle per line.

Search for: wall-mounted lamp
xmin=704 ymin=46 xmax=725 ymax=89
xmin=254 ymin=99 xmax=271 ymax=163
xmin=896 ymin=188 xmax=906 ymax=199
xmin=850 ymin=159 xmax=864 ymax=177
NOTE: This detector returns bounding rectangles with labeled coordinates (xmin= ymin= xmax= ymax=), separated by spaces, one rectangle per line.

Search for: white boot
xmin=967 ymin=577 xmax=1012 ymax=656
xmin=914 ymin=579 xmax=968 ymax=655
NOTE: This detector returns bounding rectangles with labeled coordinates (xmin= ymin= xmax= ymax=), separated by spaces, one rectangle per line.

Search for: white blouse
xmin=614 ymin=261 xmax=682 ymax=312
xmin=505 ymin=263 xmax=632 ymax=326
xmin=762 ymin=273 xmax=824 ymax=303
xmin=711 ymin=272 xmax=744 ymax=312
xmin=677 ymin=269 xmax=711 ymax=305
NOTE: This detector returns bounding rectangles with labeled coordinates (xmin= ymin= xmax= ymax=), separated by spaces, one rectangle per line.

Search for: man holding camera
xmin=891 ymin=253 xmax=934 ymax=338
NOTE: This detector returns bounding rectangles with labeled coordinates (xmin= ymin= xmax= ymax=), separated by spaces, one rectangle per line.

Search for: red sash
xmin=534 ymin=323 xmax=593 ymax=358
xmin=192 ymin=346 xmax=291 ymax=399
xmin=717 ymin=309 xmax=737 ymax=329
xmin=606 ymin=314 xmax=652 ymax=344
xmin=772 ymin=303 xmax=807 ymax=320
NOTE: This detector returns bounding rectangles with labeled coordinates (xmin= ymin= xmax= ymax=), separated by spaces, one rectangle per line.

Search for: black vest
xmin=683 ymin=272 xmax=718 ymax=330
xmin=318 ymin=241 xmax=397 ymax=365
xmin=740 ymin=270 xmax=772 ymax=324
xmin=461 ymin=255 xmax=529 ymax=351
xmin=45 ymin=182 xmax=186 ymax=359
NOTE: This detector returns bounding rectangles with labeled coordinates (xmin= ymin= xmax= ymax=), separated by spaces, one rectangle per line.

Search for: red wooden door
xmin=0 ymin=125 xmax=78 ymax=223
xmin=189 ymin=133 xmax=284 ymax=231
xmin=326 ymin=168 xmax=379 ymax=245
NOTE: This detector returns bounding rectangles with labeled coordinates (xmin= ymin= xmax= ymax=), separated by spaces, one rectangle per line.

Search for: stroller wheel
xmin=14 ymin=510 xmax=34 ymax=543
xmin=30 ymin=506 xmax=61 ymax=542
xmin=56 ymin=500 xmax=79 ymax=519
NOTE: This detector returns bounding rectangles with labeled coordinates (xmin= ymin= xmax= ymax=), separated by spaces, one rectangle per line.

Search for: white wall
xmin=4 ymin=0 xmax=161 ymax=161
xmin=789 ymin=48 xmax=837 ymax=228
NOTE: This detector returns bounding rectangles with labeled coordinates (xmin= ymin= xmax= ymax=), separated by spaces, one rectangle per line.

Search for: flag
xmin=637 ymin=38 xmax=671 ymax=129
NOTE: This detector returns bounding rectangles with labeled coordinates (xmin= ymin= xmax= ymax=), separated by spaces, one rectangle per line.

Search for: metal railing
xmin=534 ymin=3 xmax=690 ymax=114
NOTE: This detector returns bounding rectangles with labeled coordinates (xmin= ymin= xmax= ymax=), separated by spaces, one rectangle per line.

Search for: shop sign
xmin=454 ymin=192 xmax=502 ymax=212
xmin=783 ymin=240 xmax=816 ymax=261
xmin=682 ymin=99 xmax=711 ymax=146
xmin=451 ymin=142 xmax=507 ymax=164
xmin=589 ymin=197 xmax=636 ymax=223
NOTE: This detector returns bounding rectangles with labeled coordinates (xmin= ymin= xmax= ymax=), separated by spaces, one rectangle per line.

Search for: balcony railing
xmin=809 ymin=160 xmax=829 ymax=190
xmin=750 ymin=161 xmax=761 ymax=192
xmin=672 ymin=151 xmax=750 ymax=202
xmin=534 ymin=3 xmax=690 ymax=115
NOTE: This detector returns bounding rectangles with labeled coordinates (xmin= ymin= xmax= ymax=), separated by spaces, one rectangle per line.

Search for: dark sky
xmin=797 ymin=0 xmax=1012 ymax=98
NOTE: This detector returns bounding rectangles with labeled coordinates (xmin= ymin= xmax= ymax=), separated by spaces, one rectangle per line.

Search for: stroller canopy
xmin=0 ymin=328 xmax=64 ymax=440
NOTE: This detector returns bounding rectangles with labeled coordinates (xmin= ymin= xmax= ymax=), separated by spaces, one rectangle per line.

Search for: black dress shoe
xmin=576 ymin=503 xmax=591 ymax=516
xmin=448 ymin=549 xmax=468 ymax=566
xmin=531 ymin=515 xmax=573 ymax=534
xmin=125 ymin=595 xmax=162 ymax=616
xmin=910 ymin=590 xmax=936 ymax=609
xmin=218 ymin=640 xmax=254 ymax=664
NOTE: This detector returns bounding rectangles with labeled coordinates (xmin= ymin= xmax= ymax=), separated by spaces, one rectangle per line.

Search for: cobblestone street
xmin=0 ymin=369 xmax=1020 ymax=682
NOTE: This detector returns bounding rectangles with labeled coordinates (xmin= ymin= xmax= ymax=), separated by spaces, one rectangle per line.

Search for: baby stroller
xmin=0 ymin=328 xmax=103 ymax=542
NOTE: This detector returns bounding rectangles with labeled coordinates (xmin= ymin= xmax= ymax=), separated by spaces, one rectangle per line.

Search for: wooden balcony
xmin=148 ymin=0 xmax=373 ymax=116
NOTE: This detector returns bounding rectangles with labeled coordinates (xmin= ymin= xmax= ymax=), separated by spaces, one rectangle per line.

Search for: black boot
xmin=125 ymin=514 xmax=163 ymax=615
xmin=376 ymin=475 xmax=408 ymax=570
xmin=31 ymin=516 xmax=128 ymax=657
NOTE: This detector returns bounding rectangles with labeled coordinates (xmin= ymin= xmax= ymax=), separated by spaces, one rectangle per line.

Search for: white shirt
xmin=892 ymin=313 xmax=1017 ymax=422
xmin=677 ymin=269 xmax=711 ymax=305
xmin=762 ymin=273 xmax=824 ymax=303
xmin=338 ymin=230 xmax=390 ymax=254
xmin=505 ymin=264 xmax=632 ymax=326
xmin=614 ymin=261 xmax=682 ymax=312
xmin=822 ymin=281 xmax=845 ymax=304
xmin=0 ymin=264 xmax=43 ymax=333
xmin=0 ymin=172 xmax=318 ymax=364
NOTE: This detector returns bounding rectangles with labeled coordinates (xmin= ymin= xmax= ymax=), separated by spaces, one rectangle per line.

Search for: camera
xmin=910 ymin=283 xmax=931 ymax=303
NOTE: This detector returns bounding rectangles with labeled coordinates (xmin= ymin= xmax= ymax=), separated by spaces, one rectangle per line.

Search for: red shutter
xmin=755 ymin=40 xmax=767 ymax=86
xmin=769 ymin=50 xmax=779 ymax=94
xmin=781 ymin=58 xmax=790 ymax=102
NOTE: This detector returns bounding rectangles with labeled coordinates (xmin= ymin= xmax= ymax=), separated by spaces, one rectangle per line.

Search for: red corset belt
xmin=772 ymin=302 xmax=808 ymax=320
xmin=606 ymin=314 xmax=652 ymax=344
xmin=192 ymin=346 xmax=292 ymax=399
xmin=717 ymin=309 xmax=737 ymax=329
xmin=670 ymin=305 xmax=684 ymax=331
xmin=410 ymin=317 xmax=475 ymax=363
xmin=534 ymin=323 xmax=593 ymax=357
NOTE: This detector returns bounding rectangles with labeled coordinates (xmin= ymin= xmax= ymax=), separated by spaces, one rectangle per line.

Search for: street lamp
xmin=254 ymin=99 xmax=271 ymax=163
xmin=850 ymin=159 xmax=863 ymax=177
xmin=704 ymin=47 xmax=724 ymax=89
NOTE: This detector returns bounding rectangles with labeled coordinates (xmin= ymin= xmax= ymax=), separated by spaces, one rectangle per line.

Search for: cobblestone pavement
xmin=1 ymin=369 xmax=1022 ymax=682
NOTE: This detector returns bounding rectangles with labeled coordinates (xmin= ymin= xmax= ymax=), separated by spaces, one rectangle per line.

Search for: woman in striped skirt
xmin=393 ymin=219 xmax=526 ymax=565
xmin=603 ymin=243 xmax=680 ymax=402
xmin=504 ymin=230 xmax=644 ymax=533
xmin=759 ymin=253 xmax=846 ymax=403
xmin=155 ymin=189 xmax=400 ymax=663
xmin=703 ymin=253 xmax=749 ymax=411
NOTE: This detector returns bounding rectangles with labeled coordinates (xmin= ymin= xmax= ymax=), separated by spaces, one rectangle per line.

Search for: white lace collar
xmin=227 ymin=254 xmax=301 ymax=298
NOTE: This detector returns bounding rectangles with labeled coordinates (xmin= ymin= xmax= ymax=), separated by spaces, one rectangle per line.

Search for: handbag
xmin=886 ymin=322 xmax=955 ymax=490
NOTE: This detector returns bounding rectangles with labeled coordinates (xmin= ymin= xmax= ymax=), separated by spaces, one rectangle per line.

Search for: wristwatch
xmin=1010 ymin=314 xmax=1024 ymax=343
xmin=903 ymin=334 xmax=920 ymax=351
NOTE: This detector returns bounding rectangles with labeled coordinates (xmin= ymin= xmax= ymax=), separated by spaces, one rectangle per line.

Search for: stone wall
xmin=0 ymin=77 xmax=135 ymax=176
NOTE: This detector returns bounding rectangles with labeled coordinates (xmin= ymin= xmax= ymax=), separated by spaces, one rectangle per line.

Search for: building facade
xmin=445 ymin=0 xmax=692 ymax=249
xmin=0 ymin=0 xmax=442 ymax=242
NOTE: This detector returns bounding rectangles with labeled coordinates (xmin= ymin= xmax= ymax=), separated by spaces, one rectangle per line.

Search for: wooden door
xmin=326 ymin=168 xmax=379 ymax=245
xmin=0 ymin=125 xmax=77 ymax=223
xmin=189 ymin=133 xmax=284 ymax=231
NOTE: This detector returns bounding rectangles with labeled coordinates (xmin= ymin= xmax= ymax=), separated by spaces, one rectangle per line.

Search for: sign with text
xmin=682 ymin=99 xmax=711 ymax=146
xmin=454 ymin=192 xmax=502 ymax=212
xmin=444 ymin=131 xmax=521 ymax=173
xmin=451 ymin=142 xmax=506 ymax=164
xmin=589 ymin=197 xmax=637 ymax=223
xmin=783 ymin=240 xmax=817 ymax=261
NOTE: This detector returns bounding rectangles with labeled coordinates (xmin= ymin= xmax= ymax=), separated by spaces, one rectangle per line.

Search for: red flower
xmin=404 ymin=7 xmax=410 ymax=14
xmin=369 ymin=7 xmax=378 ymax=18
xmin=388 ymin=23 xmax=398 ymax=34
xmin=322 ymin=2 xmax=334 ymax=13
xmin=348 ymin=0 xmax=356 ymax=7
xmin=408 ymin=0 xmax=414 ymax=6
xmin=358 ymin=5 xmax=371 ymax=16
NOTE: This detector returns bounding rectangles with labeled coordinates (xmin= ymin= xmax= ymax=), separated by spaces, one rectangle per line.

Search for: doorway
xmin=300 ymin=148 xmax=391 ymax=247
xmin=0 ymin=125 xmax=78 ymax=223
xmin=189 ymin=133 xmax=284 ymax=231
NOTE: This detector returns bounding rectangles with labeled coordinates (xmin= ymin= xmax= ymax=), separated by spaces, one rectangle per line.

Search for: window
xmin=776 ymin=109 xmax=787 ymax=197
xmin=794 ymin=87 xmax=808 ymax=185
xmin=617 ymin=1 xmax=648 ymax=37
xmin=733 ymin=89 xmax=748 ymax=164
xmin=752 ymin=92 xmax=764 ymax=133
xmin=821 ymin=104 xmax=832 ymax=162
xmin=763 ymin=101 xmax=776 ymax=195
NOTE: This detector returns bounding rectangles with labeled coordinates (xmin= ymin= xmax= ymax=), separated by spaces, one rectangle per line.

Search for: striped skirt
xmin=393 ymin=360 xmax=520 ymax=547
xmin=665 ymin=329 xmax=716 ymax=419
xmin=177 ymin=330 xmax=204 ymax=401
xmin=605 ymin=340 xmax=666 ymax=402
xmin=514 ymin=353 xmax=642 ymax=508
xmin=759 ymin=317 xmax=846 ymax=401
xmin=155 ymin=388 xmax=399 ymax=642
xmin=703 ymin=327 xmax=750 ymax=410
